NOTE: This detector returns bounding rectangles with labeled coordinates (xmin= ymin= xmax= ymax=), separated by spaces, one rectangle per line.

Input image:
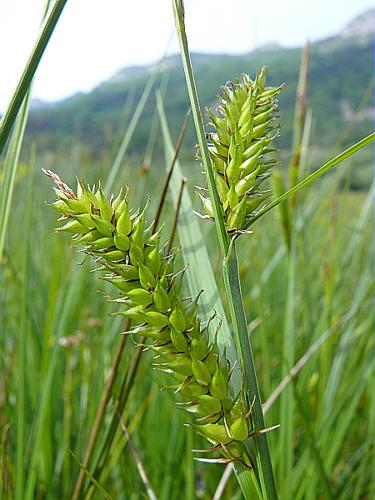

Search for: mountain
xmin=339 ymin=8 xmax=374 ymax=43
xmin=27 ymin=9 xmax=374 ymax=179
xmin=29 ymin=98 xmax=52 ymax=111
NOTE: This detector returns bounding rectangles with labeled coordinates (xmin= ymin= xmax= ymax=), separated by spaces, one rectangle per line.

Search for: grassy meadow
xmin=0 ymin=2 xmax=374 ymax=499
xmin=1 ymin=146 xmax=374 ymax=499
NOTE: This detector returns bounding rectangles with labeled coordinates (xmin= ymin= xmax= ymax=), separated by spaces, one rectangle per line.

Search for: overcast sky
xmin=0 ymin=0 xmax=373 ymax=110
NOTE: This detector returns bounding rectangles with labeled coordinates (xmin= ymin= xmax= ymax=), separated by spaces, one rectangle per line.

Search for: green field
xmin=0 ymin=3 xmax=374 ymax=499
xmin=1 ymin=151 xmax=374 ymax=498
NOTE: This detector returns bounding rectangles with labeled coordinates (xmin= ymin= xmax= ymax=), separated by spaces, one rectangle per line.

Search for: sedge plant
xmin=43 ymin=68 xmax=375 ymax=500
xmin=41 ymin=5 xmax=375 ymax=499
xmin=0 ymin=0 xmax=373 ymax=497
xmin=171 ymin=0 xmax=375 ymax=498
xmin=43 ymin=169 xmax=272 ymax=498
xmin=172 ymin=2 xmax=280 ymax=497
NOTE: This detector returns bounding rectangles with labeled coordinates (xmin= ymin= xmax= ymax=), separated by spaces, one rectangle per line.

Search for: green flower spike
xmin=43 ymin=169 xmax=268 ymax=467
xmin=199 ymin=67 xmax=283 ymax=232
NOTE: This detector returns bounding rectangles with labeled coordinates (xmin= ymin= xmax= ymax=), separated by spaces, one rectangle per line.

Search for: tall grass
xmin=0 ymin=0 xmax=374 ymax=499
xmin=1 ymin=154 xmax=374 ymax=500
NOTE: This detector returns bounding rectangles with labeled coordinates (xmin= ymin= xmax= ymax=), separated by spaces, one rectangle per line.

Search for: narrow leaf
xmin=250 ymin=133 xmax=375 ymax=225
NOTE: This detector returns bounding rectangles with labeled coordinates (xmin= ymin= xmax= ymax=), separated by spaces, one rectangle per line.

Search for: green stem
xmin=172 ymin=1 xmax=278 ymax=498
xmin=104 ymin=74 xmax=155 ymax=195
xmin=234 ymin=462 xmax=263 ymax=500
xmin=171 ymin=0 xmax=227 ymax=254
xmin=15 ymin=152 xmax=34 ymax=500
xmin=0 ymin=0 xmax=68 ymax=157
xmin=223 ymin=242 xmax=278 ymax=499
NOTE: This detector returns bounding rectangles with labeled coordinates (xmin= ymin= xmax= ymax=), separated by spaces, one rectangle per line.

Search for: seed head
xmin=44 ymin=170 xmax=268 ymax=466
xmin=199 ymin=67 xmax=283 ymax=232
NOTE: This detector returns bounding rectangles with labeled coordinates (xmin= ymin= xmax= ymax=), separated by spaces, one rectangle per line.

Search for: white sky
xmin=0 ymin=0 xmax=373 ymax=110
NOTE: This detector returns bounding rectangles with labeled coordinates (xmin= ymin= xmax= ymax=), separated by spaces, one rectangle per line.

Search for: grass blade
xmin=0 ymin=0 xmax=55 ymax=263
xmin=0 ymin=95 xmax=31 ymax=263
xmin=288 ymin=42 xmax=310 ymax=194
xmin=278 ymin=233 xmax=296 ymax=500
xmin=104 ymin=75 xmax=155 ymax=195
xmin=0 ymin=0 xmax=67 ymax=156
xmin=70 ymin=329 xmax=128 ymax=500
xmin=250 ymin=133 xmax=375 ymax=226
xmin=119 ymin=419 xmax=157 ymax=500
xmin=69 ymin=450 xmax=113 ymax=499
xmin=15 ymin=158 xmax=34 ymax=499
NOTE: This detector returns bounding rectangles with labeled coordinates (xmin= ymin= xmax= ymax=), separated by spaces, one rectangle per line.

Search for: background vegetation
xmin=0 ymin=5 xmax=374 ymax=499
xmin=27 ymin=12 xmax=374 ymax=190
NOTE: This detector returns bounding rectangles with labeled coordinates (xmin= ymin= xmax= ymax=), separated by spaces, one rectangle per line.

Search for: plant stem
xmin=223 ymin=242 xmax=278 ymax=499
xmin=167 ymin=177 xmax=186 ymax=252
xmin=104 ymin=75 xmax=155 ymax=195
xmin=119 ymin=419 xmax=158 ymax=500
xmin=71 ymin=327 xmax=129 ymax=500
xmin=15 ymin=154 xmax=34 ymax=500
xmin=151 ymin=108 xmax=190 ymax=233
xmin=172 ymin=1 xmax=278 ymax=498
xmin=171 ymin=1 xmax=227 ymax=253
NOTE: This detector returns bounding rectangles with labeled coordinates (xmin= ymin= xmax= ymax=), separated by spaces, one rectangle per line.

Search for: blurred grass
xmin=1 ymin=141 xmax=373 ymax=497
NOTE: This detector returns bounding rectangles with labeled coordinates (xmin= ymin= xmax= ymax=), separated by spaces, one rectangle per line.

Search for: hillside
xmin=27 ymin=10 xmax=374 ymax=174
